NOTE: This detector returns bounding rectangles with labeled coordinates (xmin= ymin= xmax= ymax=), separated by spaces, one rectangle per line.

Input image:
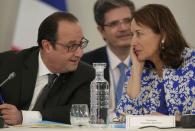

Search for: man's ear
xmin=97 ymin=25 xmax=106 ymax=41
xmin=41 ymin=40 xmax=52 ymax=52
xmin=98 ymin=25 xmax=106 ymax=33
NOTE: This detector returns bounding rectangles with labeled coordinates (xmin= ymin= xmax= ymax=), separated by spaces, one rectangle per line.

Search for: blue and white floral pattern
xmin=116 ymin=47 xmax=195 ymax=117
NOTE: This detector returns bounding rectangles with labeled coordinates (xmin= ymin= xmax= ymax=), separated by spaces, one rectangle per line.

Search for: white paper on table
xmin=126 ymin=115 xmax=175 ymax=129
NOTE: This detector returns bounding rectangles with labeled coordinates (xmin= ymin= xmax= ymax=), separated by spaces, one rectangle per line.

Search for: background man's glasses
xmin=56 ymin=37 xmax=89 ymax=52
xmin=103 ymin=17 xmax=132 ymax=28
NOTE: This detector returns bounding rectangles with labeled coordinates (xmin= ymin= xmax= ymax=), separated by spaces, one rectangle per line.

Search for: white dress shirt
xmin=106 ymin=47 xmax=130 ymax=112
xmin=22 ymin=51 xmax=52 ymax=124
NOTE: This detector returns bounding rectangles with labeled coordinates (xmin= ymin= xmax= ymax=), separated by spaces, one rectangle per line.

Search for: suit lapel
xmin=102 ymin=47 xmax=110 ymax=83
xmin=21 ymin=49 xmax=39 ymax=109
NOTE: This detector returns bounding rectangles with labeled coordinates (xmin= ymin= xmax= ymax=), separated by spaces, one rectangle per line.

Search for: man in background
xmin=0 ymin=12 xmax=94 ymax=125
xmin=82 ymin=0 xmax=135 ymax=114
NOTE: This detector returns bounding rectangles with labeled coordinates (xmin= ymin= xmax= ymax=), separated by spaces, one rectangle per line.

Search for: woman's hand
xmin=130 ymin=46 xmax=144 ymax=74
xmin=126 ymin=46 xmax=144 ymax=98
xmin=151 ymin=112 xmax=165 ymax=116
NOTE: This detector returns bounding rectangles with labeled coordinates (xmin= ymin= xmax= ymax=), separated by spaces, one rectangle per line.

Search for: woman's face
xmin=130 ymin=19 xmax=162 ymax=62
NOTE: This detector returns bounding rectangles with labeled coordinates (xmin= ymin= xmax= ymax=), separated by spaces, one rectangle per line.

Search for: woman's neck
xmin=151 ymin=57 xmax=164 ymax=78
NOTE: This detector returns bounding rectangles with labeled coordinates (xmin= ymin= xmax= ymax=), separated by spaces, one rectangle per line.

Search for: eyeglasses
xmin=103 ymin=17 xmax=132 ymax=28
xmin=55 ymin=37 xmax=89 ymax=52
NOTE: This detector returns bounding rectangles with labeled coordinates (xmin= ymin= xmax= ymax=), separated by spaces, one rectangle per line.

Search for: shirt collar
xmin=38 ymin=51 xmax=52 ymax=77
xmin=106 ymin=46 xmax=130 ymax=70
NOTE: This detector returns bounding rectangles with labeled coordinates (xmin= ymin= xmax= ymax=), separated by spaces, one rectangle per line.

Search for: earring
xmin=161 ymin=40 xmax=165 ymax=43
xmin=161 ymin=40 xmax=165 ymax=50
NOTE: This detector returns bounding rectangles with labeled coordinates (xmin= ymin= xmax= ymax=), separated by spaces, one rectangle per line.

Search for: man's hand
xmin=0 ymin=104 xmax=22 ymax=125
xmin=151 ymin=112 xmax=165 ymax=115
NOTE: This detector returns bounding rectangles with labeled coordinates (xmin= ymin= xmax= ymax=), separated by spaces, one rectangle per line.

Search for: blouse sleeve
xmin=116 ymin=93 xmax=144 ymax=117
xmin=115 ymin=68 xmax=165 ymax=117
xmin=115 ymin=69 xmax=145 ymax=116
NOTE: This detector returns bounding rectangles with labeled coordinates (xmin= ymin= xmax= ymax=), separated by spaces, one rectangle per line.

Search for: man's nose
xmin=117 ymin=21 xmax=130 ymax=30
xmin=74 ymin=47 xmax=83 ymax=57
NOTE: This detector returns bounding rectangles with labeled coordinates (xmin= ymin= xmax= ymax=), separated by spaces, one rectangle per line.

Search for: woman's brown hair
xmin=132 ymin=4 xmax=189 ymax=68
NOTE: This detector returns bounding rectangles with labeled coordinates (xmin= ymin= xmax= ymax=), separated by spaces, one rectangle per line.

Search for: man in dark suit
xmin=82 ymin=0 xmax=135 ymax=114
xmin=0 ymin=12 xmax=94 ymax=125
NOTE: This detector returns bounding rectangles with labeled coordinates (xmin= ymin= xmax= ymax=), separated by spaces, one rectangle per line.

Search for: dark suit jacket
xmin=82 ymin=46 xmax=110 ymax=83
xmin=0 ymin=50 xmax=17 ymax=66
xmin=0 ymin=46 xmax=95 ymax=124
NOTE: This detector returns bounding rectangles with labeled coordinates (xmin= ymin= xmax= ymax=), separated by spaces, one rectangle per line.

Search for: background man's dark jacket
xmin=82 ymin=46 xmax=110 ymax=83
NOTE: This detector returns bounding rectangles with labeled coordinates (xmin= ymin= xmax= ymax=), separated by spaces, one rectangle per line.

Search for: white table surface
xmin=1 ymin=126 xmax=194 ymax=131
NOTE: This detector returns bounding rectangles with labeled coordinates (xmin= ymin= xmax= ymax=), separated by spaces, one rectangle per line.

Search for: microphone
xmin=0 ymin=72 xmax=16 ymax=87
xmin=0 ymin=72 xmax=16 ymax=128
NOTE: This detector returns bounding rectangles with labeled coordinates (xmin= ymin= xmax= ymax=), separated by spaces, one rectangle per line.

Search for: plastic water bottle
xmin=90 ymin=63 xmax=109 ymax=127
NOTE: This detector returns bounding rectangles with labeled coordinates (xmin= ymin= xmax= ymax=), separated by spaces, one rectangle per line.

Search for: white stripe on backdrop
xmin=11 ymin=0 xmax=195 ymax=52
xmin=11 ymin=0 xmax=67 ymax=50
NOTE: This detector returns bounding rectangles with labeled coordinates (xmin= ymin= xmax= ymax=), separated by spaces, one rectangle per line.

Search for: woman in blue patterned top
xmin=116 ymin=4 xmax=195 ymax=122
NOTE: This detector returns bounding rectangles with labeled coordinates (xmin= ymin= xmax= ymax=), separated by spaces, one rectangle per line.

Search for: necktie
xmin=116 ymin=63 xmax=126 ymax=106
xmin=33 ymin=74 xmax=57 ymax=111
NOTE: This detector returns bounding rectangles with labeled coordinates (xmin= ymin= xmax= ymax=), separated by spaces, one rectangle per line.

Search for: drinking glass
xmin=70 ymin=104 xmax=90 ymax=126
